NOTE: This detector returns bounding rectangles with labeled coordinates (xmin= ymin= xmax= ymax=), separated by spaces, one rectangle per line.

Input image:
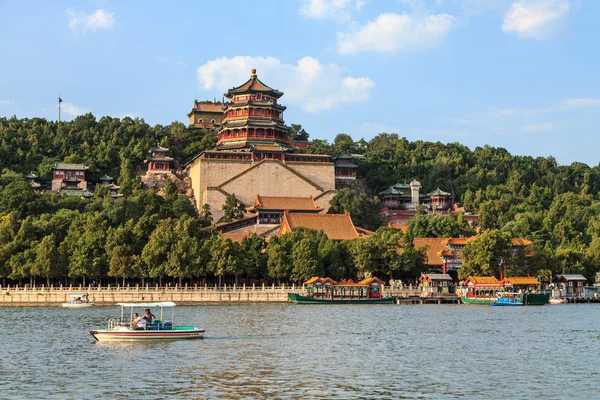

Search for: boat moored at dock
xmin=90 ymin=302 xmax=204 ymax=341
xmin=288 ymin=277 xmax=394 ymax=304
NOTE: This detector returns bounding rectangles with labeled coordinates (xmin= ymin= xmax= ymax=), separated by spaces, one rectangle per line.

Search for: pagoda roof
xmin=220 ymin=119 xmax=290 ymax=129
xmin=253 ymin=195 xmax=323 ymax=212
xmin=150 ymin=146 xmax=170 ymax=153
xmin=227 ymin=100 xmax=287 ymax=110
xmin=52 ymin=163 xmax=88 ymax=171
xmin=30 ymin=182 xmax=42 ymax=188
xmin=427 ymin=188 xmax=451 ymax=197
xmin=251 ymin=143 xmax=289 ymax=152
xmin=420 ymin=273 xmax=452 ymax=282
xmin=216 ymin=141 xmax=249 ymax=150
xmin=147 ymin=156 xmax=174 ymax=162
xmin=99 ymin=174 xmax=113 ymax=181
xmin=25 ymin=172 xmax=39 ymax=179
xmin=379 ymin=183 xmax=411 ymax=195
xmin=62 ymin=177 xmax=82 ymax=183
xmin=225 ymin=69 xmax=283 ymax=99
xmin=280 ymin=211 xmax=360 ymax=241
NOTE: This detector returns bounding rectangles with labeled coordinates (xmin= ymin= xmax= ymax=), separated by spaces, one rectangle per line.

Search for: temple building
xmin=98 ymin=174 xmax=123 ymax=198
xmin=378 ymin=180 xmax=478 ymax=225
xmin=146 ymin=146 xmax=173 ymax=174
xmin=188 ymin=99 xmax=226 ymax=129
xmin=51 ymin=163 xmax=91 ymax=197
xmin=186 ymin=69 xmax=337 ymax=222
xmin=248 ymin=195 xmax=323 ymax=224
xmin=405 ymin=236 xmax=533 ymax=281
xmin=334 ymin=155 xmax=358 ymax=180
xmin=25 ymin=172 xmax=42 ymax=191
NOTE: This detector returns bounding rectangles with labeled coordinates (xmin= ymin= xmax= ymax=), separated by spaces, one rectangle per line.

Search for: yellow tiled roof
xmin=255 ymin=195 xmax=323 ymax=211
xmin=502 ymin=277 xmax=539 ymax=285
xmin=282 ymin=212 xmax=360 ymax=240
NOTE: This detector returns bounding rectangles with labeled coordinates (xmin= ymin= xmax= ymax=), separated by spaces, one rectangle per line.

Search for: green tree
xmin=328 ymin=188 xmax=383 ymax=231
xmin=290 ymin=238 xmax=322 ymax=283
xmin=35 ymin=234 xmax=62 ymax=286
xmin=220 ymin=194 xmax=245 ymax=222
xmin=459 ymin=230 xmax=513 ymax=279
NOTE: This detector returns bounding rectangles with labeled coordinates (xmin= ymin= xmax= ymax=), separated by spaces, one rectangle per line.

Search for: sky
xmin=0 ymin=0 xmax=599 ymax=166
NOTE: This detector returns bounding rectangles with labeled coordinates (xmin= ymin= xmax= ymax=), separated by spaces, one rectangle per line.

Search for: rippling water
xmin=1 ymin=303 xmax=599 ymax=399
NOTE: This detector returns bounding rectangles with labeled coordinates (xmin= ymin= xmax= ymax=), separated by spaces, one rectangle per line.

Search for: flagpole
xmin=58 ymin=96 xmax=62 ymax=124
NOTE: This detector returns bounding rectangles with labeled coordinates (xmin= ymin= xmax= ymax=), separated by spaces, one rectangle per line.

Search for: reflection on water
xmin=1 ymin=304 xmax=600 ymax=399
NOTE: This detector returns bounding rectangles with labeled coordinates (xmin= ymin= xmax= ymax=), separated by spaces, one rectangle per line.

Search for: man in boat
xmin=131 ymin=313 xmax=146 ymax=330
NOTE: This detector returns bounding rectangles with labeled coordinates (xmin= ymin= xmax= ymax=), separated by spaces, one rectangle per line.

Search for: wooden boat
xmin=288 ymin=292 xmax=394 ymax=304
xmin=90 ymin=302 xmax=204 ymax=342
xmin=62 ymin=293 xmax=94 ymax=308
xmin=288 ymin=277 xmax=394 ymax=304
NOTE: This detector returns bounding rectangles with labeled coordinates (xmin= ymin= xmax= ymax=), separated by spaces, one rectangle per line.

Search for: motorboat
xmin=549 ymin=297 xmax=567 ymax=304
xmin=62 ymin=293 xmax=94 ymax=308
xmin=90 ymin=302 xmax=204 ymax=342
xmin=490 ymin=291 xmax=524 ymax=306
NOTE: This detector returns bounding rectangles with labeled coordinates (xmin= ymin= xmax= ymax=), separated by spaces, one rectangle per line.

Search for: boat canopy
xmin=69 ymin=293 xmax=88 ymax=297
xmin=117 ymin=302 xmax=177 ymax=308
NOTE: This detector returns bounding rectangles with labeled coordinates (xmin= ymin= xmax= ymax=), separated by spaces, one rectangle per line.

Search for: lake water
xmin=1 ymin=303 xmax=599 ymax=399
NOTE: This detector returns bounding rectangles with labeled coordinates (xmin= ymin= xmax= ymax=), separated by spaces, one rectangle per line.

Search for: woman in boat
xmin=142 ymin=309 xmax=155 ymax=324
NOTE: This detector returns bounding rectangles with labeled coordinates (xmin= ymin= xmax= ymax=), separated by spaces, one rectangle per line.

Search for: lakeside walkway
xmin=0 ymin=284 xmax=434 ymax=306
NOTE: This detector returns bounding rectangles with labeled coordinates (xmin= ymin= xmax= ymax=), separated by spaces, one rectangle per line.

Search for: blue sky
xmin=0 ymin=0 xmax=599 ymax=165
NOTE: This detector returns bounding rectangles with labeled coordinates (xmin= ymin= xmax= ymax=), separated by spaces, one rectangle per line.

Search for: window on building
xmin=211 ymin=119 xmax=216 ymax=124
xmin=198 ymin=118 xmax=203 ymax=123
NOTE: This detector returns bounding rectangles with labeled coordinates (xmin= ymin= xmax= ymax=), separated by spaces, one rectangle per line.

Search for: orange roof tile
xmin=464 ymin=276 xmax=500 ymax=285
xmin=412 ymin=238 xmax=451 ymax=266
xmin=193 ymin=101 xmax=224 ymax=113
xmin=511 ymin=238 xmax=533 ymax=247
xmin=304 ymin=277 xmax=338 ymax=285
xmin=357 ymin=277 xmax=385 ymax=285
xmin=388 ymin=223 xmax=408 ymax=233
xmin=254 ymin=195 xmax=323 ymax=212
xmin=446 ymin=237 xmax=477 ymax=245
xmin=280 ymin=212 xmax=360 ymax=240
xmin=501 ymin=276 xmax=539 ymax=285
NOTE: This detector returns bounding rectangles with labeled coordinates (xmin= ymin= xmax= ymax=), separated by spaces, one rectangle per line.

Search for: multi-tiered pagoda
xmin=217 ymin=68 xmax=291 ymax=159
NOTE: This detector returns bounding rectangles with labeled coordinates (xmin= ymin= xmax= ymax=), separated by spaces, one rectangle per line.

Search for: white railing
xmin=0 ymin=283 xmax=456 ymax=297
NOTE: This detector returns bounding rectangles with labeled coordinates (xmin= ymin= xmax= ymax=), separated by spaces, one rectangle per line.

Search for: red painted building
xmin=146 ymin=146 xmax=173 ymax=173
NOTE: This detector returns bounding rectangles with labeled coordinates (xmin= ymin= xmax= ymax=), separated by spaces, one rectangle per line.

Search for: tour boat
xmin=288 ymin=277 xmax=395 ymax=304
xmin=90 ymin=302 xmax=204 ymax=342
xmin=62 ymin=293 xmax=94 ymax=308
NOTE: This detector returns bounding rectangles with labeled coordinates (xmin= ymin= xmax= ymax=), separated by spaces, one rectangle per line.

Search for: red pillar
xmin=500 ymin=263 xmax=504 ymax=281
xmin=442 ymin=260 xmax=447 ymax=274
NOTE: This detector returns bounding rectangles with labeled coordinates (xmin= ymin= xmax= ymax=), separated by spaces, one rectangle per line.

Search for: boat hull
xmin=460 ymin=296 xmax=496 ymax=305
xmin=288 ymin=293 xmax=394 ymax=304
xmin=522 ymin=292 xmax=550 ymax=305
xmin=62 ymin=303 xmax=94 ymax=308
xmin=90 ymin=328 xmax=205 ymax=342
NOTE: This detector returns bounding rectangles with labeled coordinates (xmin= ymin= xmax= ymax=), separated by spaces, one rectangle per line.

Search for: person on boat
xmin=131 ymin=313 xmax=146 ymax=330
xmin=75 ymin=297 xmax=82 ymax=304
xmin=142 ymin=309 xmax=155 ymax=324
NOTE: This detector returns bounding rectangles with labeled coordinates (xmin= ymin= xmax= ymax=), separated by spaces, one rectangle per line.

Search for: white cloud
xmin=196 ymin=56 xmax=374 ymax=112
xmin=299 ymin=0 xmax=364 ymax=22
xmin=502 ymin=0 xmax=570 ymax=39
xmin=66 ymin=9 xmax=115 ymax=34
xmin=61 ymin=103 xmax=89 ymax=117
xmin=560 ymin=98 xmax=600 ymax=109
xmin=0 ymin=100 xmax=15 ymax=106
xmin=337 ymin=12 xmax=455 ymax=54
xmin=521 ymin=122 xmax=556 ymax=132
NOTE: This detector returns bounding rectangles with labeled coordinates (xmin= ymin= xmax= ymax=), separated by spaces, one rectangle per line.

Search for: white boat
xmin=549 ymin=297 xmax=567 ymax=304
xmin=62 ymin=293 xmax=94 ymax=308
xmin=90 ymin=302 xmax=204 ymax=342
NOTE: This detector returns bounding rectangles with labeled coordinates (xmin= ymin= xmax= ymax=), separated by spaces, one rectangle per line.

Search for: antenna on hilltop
xmin=58 ymin=95 xmax=63 ymax=124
